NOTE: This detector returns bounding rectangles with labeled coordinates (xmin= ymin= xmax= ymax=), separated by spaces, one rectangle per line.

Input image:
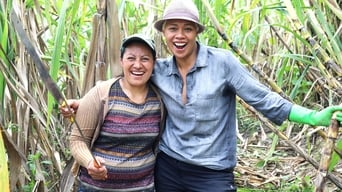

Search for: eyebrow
xmin=167 ymin=22 xmax=196 ymax=28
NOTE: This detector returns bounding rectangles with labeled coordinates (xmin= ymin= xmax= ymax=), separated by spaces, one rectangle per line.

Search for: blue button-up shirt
xmin=151 ymin=42 xmax=292 ymax=170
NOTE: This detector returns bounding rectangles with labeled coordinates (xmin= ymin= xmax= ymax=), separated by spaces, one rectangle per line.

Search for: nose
xmin=132 ymin=59 xmax=143 ymax=68
xmin=175 ymin=29 xmax=186 ymax=38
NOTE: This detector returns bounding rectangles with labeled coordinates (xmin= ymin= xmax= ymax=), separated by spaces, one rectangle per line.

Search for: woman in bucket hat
xmin=61 ymin=0 xmax=342 ymax=191
xmin=150 ymin=0 xmax=342 ymax=191
xmin=64 ymin=34 xmax=165 ymax=192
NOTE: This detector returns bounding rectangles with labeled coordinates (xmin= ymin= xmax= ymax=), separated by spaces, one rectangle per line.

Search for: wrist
xmin=289 ymin=104 xmax=317 ymax=126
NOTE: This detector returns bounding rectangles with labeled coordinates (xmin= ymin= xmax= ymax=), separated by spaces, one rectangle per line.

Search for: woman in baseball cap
xmin=65 ymin=33 xmax=165 ymax=192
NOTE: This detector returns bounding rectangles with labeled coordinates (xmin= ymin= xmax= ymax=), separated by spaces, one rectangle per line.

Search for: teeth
xmin=175 ymin=43 xmax=186 ymax=46
xmin=132 ymin=71 xmax=144 ymax=75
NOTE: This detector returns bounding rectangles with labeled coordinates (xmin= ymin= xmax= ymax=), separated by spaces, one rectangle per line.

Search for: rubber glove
xmin=288 ymin=104 xmax=342 ymax=126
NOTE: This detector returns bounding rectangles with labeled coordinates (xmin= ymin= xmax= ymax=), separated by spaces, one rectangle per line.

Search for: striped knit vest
xmin=78 ymin=80 xmax=161 ymax=191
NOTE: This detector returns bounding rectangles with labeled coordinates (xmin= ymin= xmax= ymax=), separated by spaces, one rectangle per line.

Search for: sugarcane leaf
xmin=328 ymin=138 xmax=342 ymax=172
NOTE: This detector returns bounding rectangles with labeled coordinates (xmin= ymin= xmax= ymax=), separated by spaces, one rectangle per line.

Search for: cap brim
xmin=121 ymin=34 xmax=156 ymax=57
xmin=122 ymin=37 xmax=152 ymax=49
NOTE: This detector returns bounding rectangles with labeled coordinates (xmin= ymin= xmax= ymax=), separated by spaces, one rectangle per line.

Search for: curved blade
xmin=10 ymin=9 xmax=101 ymax=168
xmin=10 ymin=9 xmax=64 ymax=103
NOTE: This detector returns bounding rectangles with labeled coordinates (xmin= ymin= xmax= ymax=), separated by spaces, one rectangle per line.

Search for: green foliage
xmin=27 ymin=152 xmax=41 ymax=177
xmin=280 ymin=175 xmax=314 ymax=192
xmin=0 ymin=0 xmax=10 ymax=116
xmin=23 ymin=152 xmax=42 ymax=192
xmin=238 ymin=175 xmax=314 ymax=191
xmin=329 ymin=138 xmax=342 ymax=172
xmin=1 ymin=0 xmax=341 ymax=191
xmin=46 ymin=0 xmax=70 ymax=124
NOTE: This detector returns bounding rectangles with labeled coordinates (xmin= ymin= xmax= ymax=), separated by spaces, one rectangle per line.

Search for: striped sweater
xmin=69 ymin=78 xmax=164 ymax=191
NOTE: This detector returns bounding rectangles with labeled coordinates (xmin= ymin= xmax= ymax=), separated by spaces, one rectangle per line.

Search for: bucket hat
xmin=121 ymin=34 xmax=156 ymax=58
xmin=154 ymin=0 xmax=205 ymax=33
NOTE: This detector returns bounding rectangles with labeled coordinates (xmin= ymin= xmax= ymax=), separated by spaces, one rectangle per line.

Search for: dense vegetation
xmin=0 ymin=0 xmax=341 ymax=191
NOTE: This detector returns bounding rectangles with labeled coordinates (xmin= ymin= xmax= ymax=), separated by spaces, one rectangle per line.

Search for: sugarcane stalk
xmin=82 ymin=0 xmax=108 ymax=96
xmin=200 ymin=0 xmax=342 ymax=189
xmin=283 ymin=0 xmax=342 ymax=88
xmin=264 ymin=16 xmax=342 ymax=145
xmin=314 ymin=112 xmax=341 ymax=192
xmin=316 ymin=129 xmax=342 ymax=158
xmin=237 ymin=97 xmax=342 ymax=189
xmin=200 ymin=0 xmax=289 ymax=100
xmin=267 ymin=1 xmax=341 ymax=98
xmin=263 ymin=16 xmax=330 ymax=99
xmin=304 ymin=0 xmax=342 ymax=76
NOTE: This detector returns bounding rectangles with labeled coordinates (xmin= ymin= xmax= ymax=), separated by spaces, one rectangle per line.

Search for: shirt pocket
xmin=194 ymin=94 xmax=219 ymax=122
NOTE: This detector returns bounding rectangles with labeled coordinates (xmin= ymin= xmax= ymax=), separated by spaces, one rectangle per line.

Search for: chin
xmin=130 ymin=79 xmax=148 ymax=86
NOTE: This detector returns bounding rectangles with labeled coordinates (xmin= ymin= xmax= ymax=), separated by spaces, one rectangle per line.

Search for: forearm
xmin=70 ymin=139 xmax=94 ymax=168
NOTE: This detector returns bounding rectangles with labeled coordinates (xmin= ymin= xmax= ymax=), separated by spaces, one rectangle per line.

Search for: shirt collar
xmin=167 ymin=42 xmax=208 ymax=75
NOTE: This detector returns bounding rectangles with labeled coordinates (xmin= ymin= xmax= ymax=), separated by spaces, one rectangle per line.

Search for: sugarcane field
xmin=0 ymin=0 xmax=341 ymax=191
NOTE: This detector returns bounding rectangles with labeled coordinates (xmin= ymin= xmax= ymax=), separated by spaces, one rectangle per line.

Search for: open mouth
xmin=131 ymin=71 xmax=144 ymax=76
xmin=174 ymin=42 xmax=186 ymax=49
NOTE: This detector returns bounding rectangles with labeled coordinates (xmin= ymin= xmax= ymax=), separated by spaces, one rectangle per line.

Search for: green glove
xmin=289 ymin=104 xmax=342 ymax=126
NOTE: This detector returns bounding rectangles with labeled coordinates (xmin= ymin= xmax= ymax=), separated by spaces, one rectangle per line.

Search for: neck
xmin=176 ymin=44 xmax=198 ymax=73
xmin=120 ymin=78 xmax=148 ymax=104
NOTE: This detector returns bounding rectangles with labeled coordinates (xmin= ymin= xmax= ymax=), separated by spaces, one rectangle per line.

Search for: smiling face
xmin=120 ymin=42 xmax=155 ymax=88
xmin=162 ymin=19 xmax=199 ymax=61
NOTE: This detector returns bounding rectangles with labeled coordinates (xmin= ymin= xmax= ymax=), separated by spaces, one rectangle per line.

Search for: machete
xmin=10 ymin=9 xmax=101 ymax=168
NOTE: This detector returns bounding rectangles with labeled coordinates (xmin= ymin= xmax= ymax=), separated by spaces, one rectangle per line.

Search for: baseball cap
xmin=121 ymin=34 xmax=156 ymax=58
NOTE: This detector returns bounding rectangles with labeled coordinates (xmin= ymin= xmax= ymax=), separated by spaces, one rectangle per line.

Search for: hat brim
xmin=154 ymin=17 xmax=205 ymax=33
